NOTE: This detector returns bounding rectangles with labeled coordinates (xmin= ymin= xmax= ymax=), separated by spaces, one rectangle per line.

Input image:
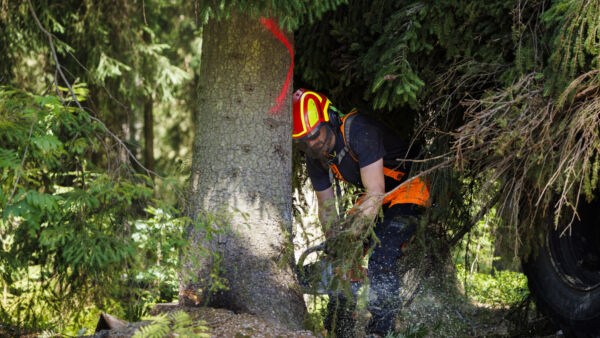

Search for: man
xmin=292 ymin=88 xmax=430 ymax=336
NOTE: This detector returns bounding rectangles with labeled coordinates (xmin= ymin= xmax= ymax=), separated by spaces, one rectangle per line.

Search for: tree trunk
xmin=143 ymin=98 xmax=155 ymax=174
xmin=180 ymin=13 xmax=305 ymax=329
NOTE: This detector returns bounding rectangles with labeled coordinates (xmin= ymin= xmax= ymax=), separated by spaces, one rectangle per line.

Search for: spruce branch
xmin=451 ymin=71 xmax=600 ymax=252
xmin=27 ymin=0 xmax=159 ymax=179
xmin=5 ymin=111 xmax=36 ymax=209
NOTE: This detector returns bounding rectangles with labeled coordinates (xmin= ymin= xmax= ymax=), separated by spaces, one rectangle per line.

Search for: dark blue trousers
xmin=324 ymin=204 xmax=421 ymax=337
xmin=366 ymin=204 xmax=420 ymax=335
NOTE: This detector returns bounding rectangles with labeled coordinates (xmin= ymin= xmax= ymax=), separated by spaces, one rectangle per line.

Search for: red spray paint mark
xmin=260 ymin=18 xmax=294 ymax=115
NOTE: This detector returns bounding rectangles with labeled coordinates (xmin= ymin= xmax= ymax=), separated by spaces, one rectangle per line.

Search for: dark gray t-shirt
xmin=305 ymin=114 xmax=411 ymax=192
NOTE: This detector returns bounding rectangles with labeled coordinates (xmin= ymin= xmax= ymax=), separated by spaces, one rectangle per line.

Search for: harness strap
xmin=339 ymin=110 xmax=358 ymax=162
xmin=328 ymin=112 xmax=357 ymax=217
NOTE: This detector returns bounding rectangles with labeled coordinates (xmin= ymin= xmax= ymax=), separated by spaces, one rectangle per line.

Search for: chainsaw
xmin=295 ymin=240 xmax=365 ymax=295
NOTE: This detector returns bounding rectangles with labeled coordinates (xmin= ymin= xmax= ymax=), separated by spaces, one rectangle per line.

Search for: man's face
xmin=297 ymin=124 xmax=335 ymax=159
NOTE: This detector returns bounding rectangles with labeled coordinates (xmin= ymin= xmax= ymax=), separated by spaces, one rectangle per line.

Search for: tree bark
xmin=180 ymin=13 xmax=305 ymax=329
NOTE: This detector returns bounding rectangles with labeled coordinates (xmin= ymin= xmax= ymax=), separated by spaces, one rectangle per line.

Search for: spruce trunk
xmin=143 ymin=98 xmax=155 ymax=174
xmin=180 ymin=13 xmax=305 ymax=329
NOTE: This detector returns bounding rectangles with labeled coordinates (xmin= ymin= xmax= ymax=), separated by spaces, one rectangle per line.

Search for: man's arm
xmin=315 ymin=187 xmax=335 ymax=232
xmin=315 ymin=159 xmax=384 ymax=237
xmin=357 ymin=158 xmax=385 ymax=219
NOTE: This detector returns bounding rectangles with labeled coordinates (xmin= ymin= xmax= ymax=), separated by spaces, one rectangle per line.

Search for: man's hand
xmin=339 ymin=213 xmax=375 ymax=238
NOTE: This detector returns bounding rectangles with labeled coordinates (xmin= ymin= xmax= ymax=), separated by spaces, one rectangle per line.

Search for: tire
xmin=523 ymin=199 xmax=600 ymax=337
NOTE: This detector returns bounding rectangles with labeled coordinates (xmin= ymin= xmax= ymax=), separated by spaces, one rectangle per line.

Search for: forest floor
xmin=91 ymin=241 xmax=563 ymax=337
xmin=92 ymin=214 xmax=562 ymax=337
xmin=91 ymin=286 xmax=563 ymax=338
xmin=91 ymin=304 xmax=316 ymax=337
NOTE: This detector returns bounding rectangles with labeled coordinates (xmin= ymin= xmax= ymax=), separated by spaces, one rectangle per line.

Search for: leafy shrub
xmin=0 ymin=86 xmax=212 ymax=334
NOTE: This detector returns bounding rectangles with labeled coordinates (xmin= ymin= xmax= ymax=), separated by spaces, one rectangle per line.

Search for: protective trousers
xmin=366 ymin=204 xmax=420 ymax=335
xmin=324 ymin=204 xmax=421 ymax=337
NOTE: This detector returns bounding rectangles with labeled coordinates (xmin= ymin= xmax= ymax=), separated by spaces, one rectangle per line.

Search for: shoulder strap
xmin=337 ymin=110 xmax=358 ymax=164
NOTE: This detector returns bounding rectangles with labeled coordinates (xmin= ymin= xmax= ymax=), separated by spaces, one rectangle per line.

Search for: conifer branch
xmin=27 ymin=0 xmax=160 ymax=179
xmin=6 ymin=114 xmax=36 ymax=208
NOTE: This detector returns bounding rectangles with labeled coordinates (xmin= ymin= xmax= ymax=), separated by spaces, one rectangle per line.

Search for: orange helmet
xmin=292 ymin=89 xmax=333 ymax=140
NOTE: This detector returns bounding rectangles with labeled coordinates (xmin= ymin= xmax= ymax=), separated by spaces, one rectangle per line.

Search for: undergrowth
xmin=133 ymin=310 xmax=210 ymax=338
xmin=0 ymin=86 xmax=228 ymax=336
xmin=456 ymin=264 xmax=529 ymax=307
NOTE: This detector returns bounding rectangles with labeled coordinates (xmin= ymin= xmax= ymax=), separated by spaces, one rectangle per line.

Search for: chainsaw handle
xmin=296 ymin=241 xmax=326 ymax=271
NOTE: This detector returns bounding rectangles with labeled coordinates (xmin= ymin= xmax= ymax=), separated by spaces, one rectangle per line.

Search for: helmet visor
xmin=294 ymin=123 xmax=335 ymax=159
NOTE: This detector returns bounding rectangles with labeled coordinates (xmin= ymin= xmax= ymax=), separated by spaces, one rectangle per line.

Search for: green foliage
xmin=456 ymin=264 xmax=529 ymax=306
xmin=385 ymin=324 xmax=429 ymax=338
xmin=0 ymin=86 xmax=126 ymax=329
xmin=302 ymin=295 xmax=328 ymax=334
xmin=452 ymin=206 xmax=529 ymax=307
xmin=2 ymin=0 xmax=197 ymax=173
xmin=195 ymin=0 xmax=348 ymax=31
xmin=452 ymin=207 xmax=500 ymax=274
xmin=0 ymin=86 xmax=217 ymax=334
xmin=296 ymin=0 xmax=514 ymax=116
xmin=133 ymin=310 xmax=210 ymax=338
xmin=542 ymin=0 xmax=600 ymax=93
xmin=132 ymin=207 xmax=188 ymax=301
xmin=0 ymin=1 xmax=235 ymax=333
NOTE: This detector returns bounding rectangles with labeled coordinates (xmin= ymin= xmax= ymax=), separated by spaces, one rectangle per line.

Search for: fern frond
xmin=133 ymin=311 xmax=211 ymax=338
xmin=133 ymin=314 xmax=170 ymax=338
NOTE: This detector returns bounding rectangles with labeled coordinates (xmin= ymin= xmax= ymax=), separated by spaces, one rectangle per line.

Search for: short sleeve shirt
xmin=306 ymin=114 xmax=397 ymax=192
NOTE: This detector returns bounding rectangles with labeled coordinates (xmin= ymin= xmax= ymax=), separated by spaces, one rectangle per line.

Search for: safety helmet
xmin=292 ymin=89 xmax=334 ymax=140
xmin=292 ymin=88 xmax=337 ymax=158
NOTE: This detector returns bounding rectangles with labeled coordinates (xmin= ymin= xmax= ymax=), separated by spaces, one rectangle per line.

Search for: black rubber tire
xmin=523 ymin=199 xmax=600 ymax=337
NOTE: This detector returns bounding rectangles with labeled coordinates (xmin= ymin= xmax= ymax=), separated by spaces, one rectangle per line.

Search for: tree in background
xmin=0 ymin=0 xmax=198 ymax=334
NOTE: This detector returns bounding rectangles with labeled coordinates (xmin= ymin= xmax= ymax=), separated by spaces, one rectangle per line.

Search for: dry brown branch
xmin=450 ymin=70 xmax=600 ymax=254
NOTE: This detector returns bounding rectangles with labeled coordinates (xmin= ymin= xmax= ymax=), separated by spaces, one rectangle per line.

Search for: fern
xmin=133 ymin=311 xmax=210 ymax=338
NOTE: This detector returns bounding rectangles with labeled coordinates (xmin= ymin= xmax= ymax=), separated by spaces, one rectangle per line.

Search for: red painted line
xmin=260 ymin=17 xmax=294 ymax=115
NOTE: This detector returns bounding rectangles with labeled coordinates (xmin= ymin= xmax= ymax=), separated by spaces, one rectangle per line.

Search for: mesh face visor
xmin=294 ymin=123 xmax=335 ymax=159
